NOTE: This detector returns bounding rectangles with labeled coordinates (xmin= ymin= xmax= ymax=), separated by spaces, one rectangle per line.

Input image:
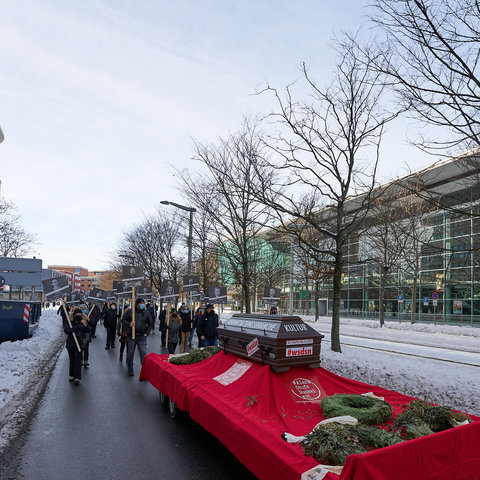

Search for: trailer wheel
xmin=159 ymin=392 xmax=168 ymax=407
xmin=168 ymin=398 xmax=179 ymax=419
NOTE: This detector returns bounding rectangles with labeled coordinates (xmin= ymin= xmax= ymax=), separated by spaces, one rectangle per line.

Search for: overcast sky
xmin=0 ymin=0 xmax=433 ymax=271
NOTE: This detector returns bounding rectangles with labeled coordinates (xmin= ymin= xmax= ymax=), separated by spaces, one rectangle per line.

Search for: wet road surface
xmin=4 ymin=326 xmax=257 ymax=480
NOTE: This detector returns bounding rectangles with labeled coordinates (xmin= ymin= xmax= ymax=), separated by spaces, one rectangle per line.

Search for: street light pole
xmin=160 ymin=201 xmax=196 ymax=276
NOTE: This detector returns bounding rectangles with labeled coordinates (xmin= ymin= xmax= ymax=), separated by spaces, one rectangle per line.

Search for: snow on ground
xmin=303 ymin=315 xmax=480 ymax=416
xmin=0 ymin=308 xmax=64 ymax=450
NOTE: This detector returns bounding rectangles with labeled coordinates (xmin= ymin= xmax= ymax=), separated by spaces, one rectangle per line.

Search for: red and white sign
xmin=286 ymin=339 xmax=313 ymax=346
xmin=213 ymin=360 xmax=253 ymax=386
xmin=286 ymin=346 xmax=313 ymax=357
xmin=290 ymin=377 xmax=324 ymax=403
xmin=246 ymin=337 xmax=259 ymax=356
xmin=23 ymin=304 xmax=30 ymax=324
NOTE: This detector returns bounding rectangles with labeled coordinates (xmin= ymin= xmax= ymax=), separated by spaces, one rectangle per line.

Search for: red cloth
xmin=139 ymin=352 xmax=480 ymax=480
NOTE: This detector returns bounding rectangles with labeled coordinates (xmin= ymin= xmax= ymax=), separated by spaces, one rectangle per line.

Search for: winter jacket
xmin=104 ymin=308 xmax=118 ymax=329
xmin=167 ymin=315 xmax=181 ymax=343
xmin=179 ymin=309 xmax=192 ymax=332
xmin=158 ymin=309 xmax=167 ymax=332
xmin=196 ymin=310 xmax=219 ymax=339
xmin=122 ymin=307 xmax=153 ymax=338
xmin=63 ymin=312 xmax=90 ymax=350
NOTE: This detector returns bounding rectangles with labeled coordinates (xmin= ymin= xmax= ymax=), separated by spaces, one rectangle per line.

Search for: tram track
xmin=321 ymin=337 xmax=480 ymax=368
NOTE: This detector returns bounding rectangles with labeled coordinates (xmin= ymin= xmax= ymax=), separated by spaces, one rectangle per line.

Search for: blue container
xmin=0 ymin=300 xmax=42 ymax=342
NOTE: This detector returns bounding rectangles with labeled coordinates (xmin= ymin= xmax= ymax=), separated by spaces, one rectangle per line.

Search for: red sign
xmin=246 ymin=337 xmax=259 ymax=356
xmin=290 ymin=377 xmax=325 ymax=403
xmin=432 ymin=292 xmax=438 ymax=300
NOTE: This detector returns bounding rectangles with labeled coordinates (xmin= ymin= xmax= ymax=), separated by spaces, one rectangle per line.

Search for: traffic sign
xmin=432 ymin=292 xmax=438 ymax=300
xmin=423 ymin=297 xmax=429 ymax=306
xmin=398 ymin=294 xmax=404 ymax=303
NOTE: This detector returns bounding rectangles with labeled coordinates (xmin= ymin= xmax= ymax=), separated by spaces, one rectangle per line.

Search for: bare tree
xmin=0 ymin=198 xmax=37 ymax=257
xmin=113 ymin=210 xmax=184 ymax=294
xmin=369 ymin=0 xmax=480 ymax=153
xmin=178 ymin=122 xmax=273 ymax=313
xmin=251 ymin=37 xmax=398 ymax=351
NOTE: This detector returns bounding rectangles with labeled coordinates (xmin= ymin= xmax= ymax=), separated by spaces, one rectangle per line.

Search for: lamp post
xmin=160 ymin=201 xmax=196 ymax=276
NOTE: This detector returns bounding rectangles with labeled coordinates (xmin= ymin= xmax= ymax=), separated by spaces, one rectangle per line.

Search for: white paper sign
xmin=246 ymin=337 xmax=259 ymax=356
xmin=213 ymin=360 xmax=253 ymax=386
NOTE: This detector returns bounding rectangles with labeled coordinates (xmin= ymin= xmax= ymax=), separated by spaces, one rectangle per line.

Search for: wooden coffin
xmin=218 ymin=314 xmax=324 ymax=372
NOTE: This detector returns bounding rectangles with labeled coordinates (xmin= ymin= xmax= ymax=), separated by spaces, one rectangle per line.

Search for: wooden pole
xmin=62 ymin=299 xmax=81 ymax=352
xmin=165 ymin=301 xmax=170 ymax=345
xmin=131 ymin=286 xmax=136 ymax=340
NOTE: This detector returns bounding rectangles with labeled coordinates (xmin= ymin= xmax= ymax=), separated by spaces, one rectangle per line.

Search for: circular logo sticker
xmin=291 ymin=378 xmax=322 ymax=402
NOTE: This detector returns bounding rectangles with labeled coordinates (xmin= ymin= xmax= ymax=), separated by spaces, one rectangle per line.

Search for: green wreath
xmin=321 ymin=394 xmax=392 ymax=425
xmin=169 ymin=346 xmax=221 ymax=365
xmin=301 ymin=423 xmax=403 ymax=466
xmin=394 ymin=399 xmax=471 ymax=439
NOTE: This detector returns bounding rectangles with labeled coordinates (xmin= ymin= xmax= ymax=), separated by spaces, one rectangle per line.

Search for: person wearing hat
xmin=269 ymin=305 xmax=278 ymax=314
xmin=122 ymin=298 xmax=153 ymax=376
xmin=63 ymin=306 xmax=90 ymax=385
xmin=196 ymin=304 xmax=221 ymax=347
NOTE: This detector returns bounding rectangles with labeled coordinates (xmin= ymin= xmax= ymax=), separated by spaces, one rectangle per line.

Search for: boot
xmin=119 ymin=354 xmax=123 ymax=361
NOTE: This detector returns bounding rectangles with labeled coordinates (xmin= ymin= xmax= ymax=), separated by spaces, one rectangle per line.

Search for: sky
xmin=0 ymin=0 xmax=434 ymax=271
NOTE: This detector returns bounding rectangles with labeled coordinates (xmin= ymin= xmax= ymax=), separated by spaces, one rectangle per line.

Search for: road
xmin=3 ymin=326 xmax=257 ymax=480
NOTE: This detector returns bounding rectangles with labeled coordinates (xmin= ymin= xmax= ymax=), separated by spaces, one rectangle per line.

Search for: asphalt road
xmin=4 ymin=325 xmax=257 ymax=480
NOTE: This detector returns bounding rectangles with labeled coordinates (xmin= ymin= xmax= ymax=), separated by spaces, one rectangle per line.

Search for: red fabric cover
xmin=139 ymin=352 xmax=480 ymax=480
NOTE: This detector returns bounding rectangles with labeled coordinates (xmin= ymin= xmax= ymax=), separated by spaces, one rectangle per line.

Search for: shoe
xmin=92 ymin=335 xmax=97 ymax=338
xmin=128 ymin=372 xmax=134 ymax=377
xmin=119 ymin=355 xmax=123 ymax=361
xmin=74 ymin=379 xmax=80 ymax=385
xmin=105 ymin=346 xmax=109 ymax=350
xmin=84 ymin=362 xmax=89 ymax=368
xmin=69 ymin=376 xmax=74 ymax=382
xmin=111 ymin=345 xmax=115 ymax=349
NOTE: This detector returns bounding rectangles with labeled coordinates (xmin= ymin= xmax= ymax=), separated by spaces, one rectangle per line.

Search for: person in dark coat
xmin=190 ymin=306 xmax=204 ymax=346
xmin=146 ymin=301 xmax=156 ymax=334
xmin=63 ymin=306 xmax=90 ymax=385
xmin=122 ymin=298 xmax=153 ymax=376
xmin=158 ymin=307 xmax=167 ymax=348
xmin=196 ymin=304 xmax=221 ymax=347
xmin=80 ymin=305 xmax=95 ymax=368
xmin=89 ymin=304 xmax=101 ymax=338
xmin=104 ymin=302 xmax=119 ymax=349
xmin=178 ymin=305 xmax=192 ymax=353
xmin=117 ymin=303 xmax=130 ymax=362
xmin=166 ymin=312 xmax=181 ymax=354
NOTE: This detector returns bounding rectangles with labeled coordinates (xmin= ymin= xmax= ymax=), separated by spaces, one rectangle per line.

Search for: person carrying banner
xmin=104 ymin=302 xmax=119 ymax=350
xmin=196 ymin=304 xmax=221 ymax=347
xmin=122 ymin=298 xmax=153 ymax=376
xmin=63 ymin=306 xmax=90 ymax=385
xmin=179 ymin=304 xmax=192 ymax=353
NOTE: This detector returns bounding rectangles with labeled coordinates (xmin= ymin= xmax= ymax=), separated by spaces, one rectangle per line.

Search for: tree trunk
xmin=379 ymin=268 xmax=385 ymax=327
xmin=314 ymin=281 xmax=319 ymax=321
xmin=411 ymin=274 xmax=417 ymax=324
xmin=331 ymin=254 xmax=343 ymax=353
xmin=244 ymin=284 xmax=251 ymax=314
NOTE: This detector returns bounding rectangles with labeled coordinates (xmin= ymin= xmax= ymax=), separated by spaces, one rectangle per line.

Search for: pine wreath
xmin=169 ymin=346 xmax=221 ymax=365
xmin=321 ymin=394 xmax=393 ymax=425
xmin=301 ymin=423 xmax=403 ymax=466
xmin=394 ymin=399 xmax=470 ymax=439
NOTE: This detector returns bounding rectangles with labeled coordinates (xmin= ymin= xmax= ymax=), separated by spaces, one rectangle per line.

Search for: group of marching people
xmin=60 ymin=298 xmax=221 ymax=384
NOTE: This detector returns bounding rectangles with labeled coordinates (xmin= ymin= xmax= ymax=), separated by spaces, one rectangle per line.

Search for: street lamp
xmin=160 ymin=201 xmax=196 ymax=275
